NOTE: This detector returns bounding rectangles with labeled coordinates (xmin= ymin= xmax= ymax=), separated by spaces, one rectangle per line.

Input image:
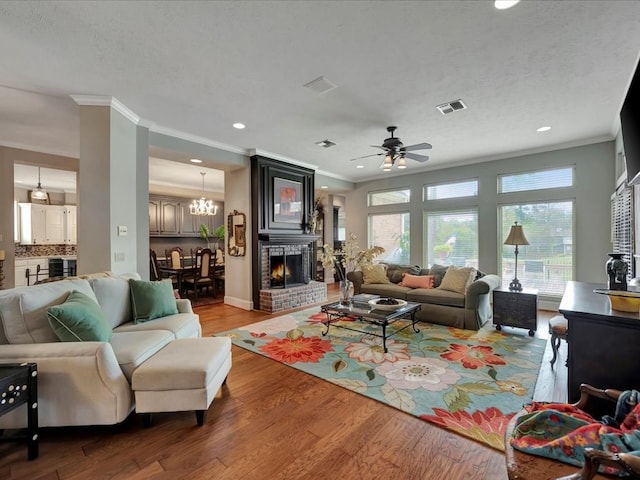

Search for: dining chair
xmin=190 ymin=247 xmax=203 ymax=267
xmin=151 ymin=249 xmax=178 ymax=288
xmin=150 ymin=249 xmax=161 ymax=281
xmin=165 ymin=247 xmax=184 ymax=269
xmin=212 ymin=249 xmax=225 ymax=297
xmin=182 ymin=248 xmax=214 ymax=299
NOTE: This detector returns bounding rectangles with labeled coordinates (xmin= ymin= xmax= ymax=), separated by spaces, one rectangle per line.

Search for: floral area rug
xmin=217 ymin=307 xmax=545 ymax=450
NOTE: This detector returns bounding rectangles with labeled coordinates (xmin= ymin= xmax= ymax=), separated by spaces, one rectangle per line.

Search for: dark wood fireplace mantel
xmin=259 ymin=233 xmax=321 ymax=244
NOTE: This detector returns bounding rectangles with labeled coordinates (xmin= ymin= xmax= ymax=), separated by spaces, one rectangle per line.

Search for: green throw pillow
xmin=47 ymin=290 xmax=113 ymax=342
xmin=129 ymin=279 xmax=178 ymax=323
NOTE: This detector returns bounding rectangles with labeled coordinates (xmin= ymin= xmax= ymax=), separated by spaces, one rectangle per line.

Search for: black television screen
xmin=622 ymin=60 xmax=640 ymax=185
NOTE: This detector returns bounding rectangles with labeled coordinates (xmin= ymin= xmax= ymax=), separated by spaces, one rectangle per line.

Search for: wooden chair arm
xmin=556 ymin=448 xmax=640 ymax=480
xmin=572 ymin=384 xmax=622 ymax=410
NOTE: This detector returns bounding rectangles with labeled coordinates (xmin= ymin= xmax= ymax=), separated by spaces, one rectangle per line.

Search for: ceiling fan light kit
xmin=351 ymin=126 xmax=432 ymax=171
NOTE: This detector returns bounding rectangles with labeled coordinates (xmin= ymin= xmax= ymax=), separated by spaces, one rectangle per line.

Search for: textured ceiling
xmin=1 ymin=0 xmax=639 ymax=190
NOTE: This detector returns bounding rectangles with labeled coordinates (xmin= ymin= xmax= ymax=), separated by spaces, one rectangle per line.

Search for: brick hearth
xmin=259 ymin=281 xmax=327 ymax=313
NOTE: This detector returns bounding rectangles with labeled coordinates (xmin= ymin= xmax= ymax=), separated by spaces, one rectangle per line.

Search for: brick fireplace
xmin=251 ymin=155 xmax=327 ymax=312
xmin=257 ymin=235 xmax=326 ymax=312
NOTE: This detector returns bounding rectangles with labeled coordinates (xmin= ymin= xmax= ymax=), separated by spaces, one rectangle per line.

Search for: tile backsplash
xmin=14 ymin=243 xmax=77 ymax=258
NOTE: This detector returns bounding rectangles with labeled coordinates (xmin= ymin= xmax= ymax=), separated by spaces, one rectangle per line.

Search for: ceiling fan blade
xmin=404 ymin=152 xmax=429 ymax=162
xmin=349 ymin=152 xmax=384 ymax=161
xmin=402 ymin=142 xmax=432 ymax=151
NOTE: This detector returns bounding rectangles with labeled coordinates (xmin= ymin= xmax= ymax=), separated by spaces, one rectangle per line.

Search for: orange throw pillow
xmin=399 ymin=274 xmax=434 ymax=289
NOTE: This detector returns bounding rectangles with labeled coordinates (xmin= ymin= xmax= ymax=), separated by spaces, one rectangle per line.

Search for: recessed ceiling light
xmin=190 ymin=158 xmax=203 ymax=164
xmin=536 ymin=126 xmax=552 ymax=132
xmin=320 ymin=185 xmax=328 ymax=189
xmin=356 ymin=165 xmax=364 ymax=169
xmin=494 ymin=0 xmax=520 ymax=10
xmin=232 ymin=123 xmax=245 ymax=129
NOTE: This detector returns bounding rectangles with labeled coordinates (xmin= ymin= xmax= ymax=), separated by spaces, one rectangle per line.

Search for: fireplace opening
xmin=270 ymin=253 xmax=305 ymax=288
xmin=266 ymin=244 xmax=310 ymax=289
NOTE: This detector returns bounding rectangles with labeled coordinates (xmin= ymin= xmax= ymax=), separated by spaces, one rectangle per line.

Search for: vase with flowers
xmin=319 ymin=232 xmax=385 ymax=307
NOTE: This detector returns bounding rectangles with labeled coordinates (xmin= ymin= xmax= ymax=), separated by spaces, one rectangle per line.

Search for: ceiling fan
xmin=350 ymin=126 xmax=432 ymax=170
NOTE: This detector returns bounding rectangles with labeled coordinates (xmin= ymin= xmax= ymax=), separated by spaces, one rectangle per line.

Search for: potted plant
xmin=433 ymin=244 xmax=453 ymax=260
xmin=198 ymin=223 xmax=212 ymax=248
xmin=213 ymin=225 xmax=225 ymax=250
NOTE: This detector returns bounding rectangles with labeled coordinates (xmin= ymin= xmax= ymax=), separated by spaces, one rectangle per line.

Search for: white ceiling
xmin=1 ymin=1 xmax=639 ymax=189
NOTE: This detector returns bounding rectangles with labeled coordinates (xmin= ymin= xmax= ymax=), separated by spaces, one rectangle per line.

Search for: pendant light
xmin=190 ymin=172 xmax=218 ymax=216
xmin=31 ymin=167 xmax=48 ymax=201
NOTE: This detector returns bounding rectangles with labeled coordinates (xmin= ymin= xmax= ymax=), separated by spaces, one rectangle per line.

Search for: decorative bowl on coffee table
xmin=368 ymin=298 xmax=408 ymax=312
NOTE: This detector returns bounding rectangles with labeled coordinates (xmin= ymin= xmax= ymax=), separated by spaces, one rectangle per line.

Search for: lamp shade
xmin=504 ymin=222 xmax=530 ymax=246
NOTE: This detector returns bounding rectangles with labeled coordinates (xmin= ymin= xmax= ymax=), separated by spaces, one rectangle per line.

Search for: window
xmin=611 ymin=186 xmax=633 ymax=279
xmin=425 ymin=209 xmax=478 ymax=268
xmin=368 ymin=188 xmax=410 ymax=206
xmin=369 ymin=213 xmax=410 ymax=264
xmin=499 ymin=167 xmax=574 ymax=194
xmin=500 ymin=201 xmax=574 ymax=297
xmin=425 ymin=179 xmax=478 ymax=200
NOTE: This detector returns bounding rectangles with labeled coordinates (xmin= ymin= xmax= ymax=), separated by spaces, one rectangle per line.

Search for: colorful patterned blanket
xmin=510 ymin=393 xmax=640 ymax=477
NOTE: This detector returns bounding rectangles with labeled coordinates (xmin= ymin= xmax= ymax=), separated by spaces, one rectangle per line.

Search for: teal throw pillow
xmin=47 ymin=290 xmax=113 ymax=342
xmin=129 ymin=279 xmax=178 ymax=323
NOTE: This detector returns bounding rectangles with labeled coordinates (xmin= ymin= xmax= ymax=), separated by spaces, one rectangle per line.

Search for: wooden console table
xmin=559 ymin=281 xmax=640 ymax=405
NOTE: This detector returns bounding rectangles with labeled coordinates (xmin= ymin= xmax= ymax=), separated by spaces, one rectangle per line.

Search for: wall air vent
xmin=436 ymin=99 xmax=467 ymax=115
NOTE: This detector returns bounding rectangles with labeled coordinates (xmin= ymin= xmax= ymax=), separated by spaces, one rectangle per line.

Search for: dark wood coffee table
xmin=0 ymin=363 xmax=38 ymax=460
xmin=320 ymin=301 xmax=421 ymax=352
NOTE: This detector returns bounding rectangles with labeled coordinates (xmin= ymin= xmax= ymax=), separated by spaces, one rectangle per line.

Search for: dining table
xmin=158 ymin=258 xmax=224 ymax=299
xmin=157 ymin=265 xmax=197 ymax=298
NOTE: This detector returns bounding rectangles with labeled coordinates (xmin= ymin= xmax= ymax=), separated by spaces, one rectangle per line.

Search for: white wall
xmin=223 ymin=165 xmax=253 ymax=310
xmin=344 ymin=141 xmax=615 ymax=288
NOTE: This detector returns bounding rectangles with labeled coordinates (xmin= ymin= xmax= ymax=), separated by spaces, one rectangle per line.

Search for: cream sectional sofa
xmin=0 ymin=272 xmax=201 ymax=428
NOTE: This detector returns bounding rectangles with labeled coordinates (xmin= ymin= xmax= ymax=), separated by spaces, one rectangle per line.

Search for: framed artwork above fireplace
xmin=252 ymin=155 xmax=314 ymax=234
xmin=273 ymin=177 xmax=302 ymax=224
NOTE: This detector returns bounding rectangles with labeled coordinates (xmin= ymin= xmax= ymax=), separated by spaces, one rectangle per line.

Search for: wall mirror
xmin=227 ymin=209 xmax=246 ymax=257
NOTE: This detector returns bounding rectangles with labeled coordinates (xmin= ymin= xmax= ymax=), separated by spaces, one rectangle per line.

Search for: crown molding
xmin=0 ymin=140 xmax=77 ymax=159
xmin=249 ymin=148 xmax=320 ymax=172
xmin=70 ymin=95 xmax=140 ymax=125
xmin=151 ymin=125 xmax=247 ymax=155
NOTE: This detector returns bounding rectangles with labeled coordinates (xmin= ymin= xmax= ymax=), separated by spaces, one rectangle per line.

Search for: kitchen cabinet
xmin=63 ymin=206 xmax=77 ymax=244
xmin=180 ymin=202 xmax=198 ymax=235
xmin=18 ymin=204 xmax=66 ymax=245
xmin=149 ymin=199 xmax=182 ymax=236
xmin=149 ymin=200 xmax=161 ymax=234
xmin=160 ymin=202 xmax=180 ymax=235
xmin=149 ymin=197 xmax=212 ymax=237
xmin=14 ymin=258 xmax=48 ymax=287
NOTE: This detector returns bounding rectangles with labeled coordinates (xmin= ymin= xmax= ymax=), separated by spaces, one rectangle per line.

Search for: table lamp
xmin=504 ymin=222 xmax=529 ymax=291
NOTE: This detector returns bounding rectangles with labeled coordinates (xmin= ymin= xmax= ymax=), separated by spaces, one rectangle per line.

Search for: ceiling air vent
xmin=436 ymin=99 xmax=467 ymax=115
xmin=303 ymin=76 xmax=337 ymax=95
xmin=315 ymin=139 xmax=336 ymax=148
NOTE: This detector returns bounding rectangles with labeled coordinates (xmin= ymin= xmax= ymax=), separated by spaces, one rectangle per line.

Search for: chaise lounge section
xmin=0 ymin=272 xmax=202 ymax=428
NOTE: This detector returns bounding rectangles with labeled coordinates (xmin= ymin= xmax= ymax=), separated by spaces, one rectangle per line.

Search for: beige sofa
xmin=0 ymin=272 xmax=201 ymax=428
xmin=347 ymin=263 xmax=501 ymax=330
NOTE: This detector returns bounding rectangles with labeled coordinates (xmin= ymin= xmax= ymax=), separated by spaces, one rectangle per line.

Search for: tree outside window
xmin=369 ymin=213 xmax=410 ymax=264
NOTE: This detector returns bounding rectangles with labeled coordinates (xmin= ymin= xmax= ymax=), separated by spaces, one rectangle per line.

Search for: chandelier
xmin=190 ymin=172 xmax=218 ymax=216
xmin=31 ymin=167 xmax=48 ymax=200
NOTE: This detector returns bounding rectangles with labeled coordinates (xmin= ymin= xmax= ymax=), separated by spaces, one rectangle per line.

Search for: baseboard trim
xmin=224 ymin=296 xmax=253 ymax=311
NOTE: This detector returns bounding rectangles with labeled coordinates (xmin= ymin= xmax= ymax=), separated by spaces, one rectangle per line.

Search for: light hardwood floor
xmin=0 ymin=286 xmax=568 ymax=480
